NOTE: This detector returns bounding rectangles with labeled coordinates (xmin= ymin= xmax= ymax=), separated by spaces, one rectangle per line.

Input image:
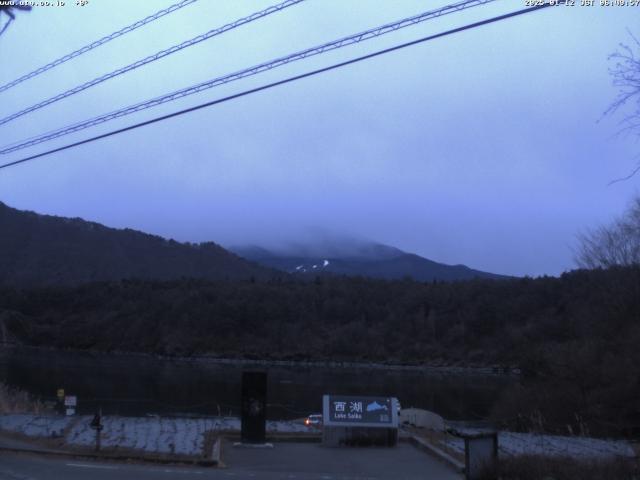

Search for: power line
xmin=0 ymin=0 xmax=497 ymax=154
xmin=0 ymin=0 xmax=306 ymax=127
xmin=0 ymin=2 xmax=558 ymax=171
xmin=0 ymin=0 xmax=198 ymax=94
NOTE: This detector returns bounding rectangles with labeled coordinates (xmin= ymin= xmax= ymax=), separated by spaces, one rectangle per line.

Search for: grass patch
xmin=0 ymin=382 xmax=49 ymax=414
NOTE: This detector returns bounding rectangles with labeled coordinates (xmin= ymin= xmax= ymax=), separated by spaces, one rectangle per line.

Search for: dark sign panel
xmin=324 ymin=395 xmax=396 ymax=426
xmin=241 ymin=371 xmax=267 ymax=443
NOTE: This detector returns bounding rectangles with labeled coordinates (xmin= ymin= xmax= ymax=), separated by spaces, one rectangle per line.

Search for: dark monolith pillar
xmin=241 ymin=371 xmax=267 ymax=443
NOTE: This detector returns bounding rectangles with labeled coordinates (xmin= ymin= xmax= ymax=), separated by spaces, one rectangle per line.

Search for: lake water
xmin=0 ymin=348 xmax=513 ymax=421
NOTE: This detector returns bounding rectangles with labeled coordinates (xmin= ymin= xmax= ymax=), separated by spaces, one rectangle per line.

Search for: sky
xmin=0 ymin=0 xmax=638 ymax=277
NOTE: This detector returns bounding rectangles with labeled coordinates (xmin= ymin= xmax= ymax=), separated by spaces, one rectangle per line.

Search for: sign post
xmin=89 ymin=409 xmax=103 ymax=452
xmin=63 ymin=395 xmax=77 ymax=416
xmin=56 ymin=388 xmax=65 ymax=415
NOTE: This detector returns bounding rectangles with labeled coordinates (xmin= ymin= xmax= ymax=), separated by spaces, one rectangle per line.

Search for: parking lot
xmin=222 ymin=441 xmax=462 ymax=479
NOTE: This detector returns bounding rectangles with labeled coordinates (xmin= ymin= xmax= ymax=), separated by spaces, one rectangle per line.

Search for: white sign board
xmin=323 ymin=395 xmax=399 ymax=428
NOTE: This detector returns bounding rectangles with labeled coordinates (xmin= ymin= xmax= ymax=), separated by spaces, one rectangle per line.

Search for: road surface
xmin=0 ymin=442 xmax=462 ymax=480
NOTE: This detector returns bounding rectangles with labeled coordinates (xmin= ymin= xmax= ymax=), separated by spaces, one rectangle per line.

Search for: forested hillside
xmin=0 ymin=202 xmax=276 ymax=285
xmin=2 ymin=267 xmax=639 ymax=435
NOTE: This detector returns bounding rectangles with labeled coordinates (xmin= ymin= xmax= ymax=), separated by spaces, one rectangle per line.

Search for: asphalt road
xmin=0 ymin=443 xmax=462 ymax=480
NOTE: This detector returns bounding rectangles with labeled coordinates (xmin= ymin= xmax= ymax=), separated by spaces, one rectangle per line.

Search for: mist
xmin=0 ymin=0 xmax=638 ymax=277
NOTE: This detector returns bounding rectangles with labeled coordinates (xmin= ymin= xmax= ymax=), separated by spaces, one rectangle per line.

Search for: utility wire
xmin=0 ymin=0 xmax=199 ymax=94
xmin=0 ymin=0 xmax=305 ymax=127
xmin=0 ymin=0 xmax=497 ymax=153
xmin=0 ymin=2 xmax=558 ymax=171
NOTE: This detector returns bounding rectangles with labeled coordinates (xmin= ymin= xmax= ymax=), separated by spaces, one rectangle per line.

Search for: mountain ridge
xmin=0 ymin=200 xmax=506 ymax=285
xmin=0 ymin=201 xmax=276 ymax=286
xmin=229 ymin=242 xmax=508 ymax=282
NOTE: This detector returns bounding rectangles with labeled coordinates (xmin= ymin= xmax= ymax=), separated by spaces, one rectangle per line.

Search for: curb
xmin=222 ymin=434 xmax=322 ymax=443
xmin=267 ymin=435 xmax=322 ymax=443
xmin=0 ymin=445 xmax=218 ymax=467
xmin=211 ymin=437 xmax=223 ymax=467
xmin=408 ymin=435 xmax=465 ymax=473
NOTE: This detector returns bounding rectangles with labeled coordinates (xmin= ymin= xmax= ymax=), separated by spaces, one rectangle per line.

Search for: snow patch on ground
xmin=67 ymin=416 xmax=219 ymax=455
xmin=0 ymin=414 xmax=313 ymax=456
xmin=4 ymin=414 xmax=633 ymax=461
xmin=442 ymin=430 xmax=635 ymax=460
xmin=268 ymin=420 xmax=312 ymax=433
xmin=0 ymin=414 xmax=71 ymax=438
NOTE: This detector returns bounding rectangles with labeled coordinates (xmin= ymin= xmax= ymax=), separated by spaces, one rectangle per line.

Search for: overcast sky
xmin=0 ymin=0 xmax=638 ymax=277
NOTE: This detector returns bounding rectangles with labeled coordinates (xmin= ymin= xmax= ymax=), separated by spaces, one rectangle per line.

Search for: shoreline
xmin=0 ymin=344 xmax=520 ymax=376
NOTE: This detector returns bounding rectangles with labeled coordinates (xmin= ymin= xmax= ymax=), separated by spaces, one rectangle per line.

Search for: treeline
xmin=1 ymin=267 xmax=639 ymax=436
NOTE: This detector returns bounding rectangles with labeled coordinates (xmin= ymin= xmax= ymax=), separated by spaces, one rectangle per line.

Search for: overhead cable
xmin=0 ymin=2 xmax=559 ymax=171
xmin=0 ymin=0 xmax=497 ymax=153
xmin=0 ymin=0 xmax=305 ymax=126
xmin=0 ymin=0 xmax=199 ymax=94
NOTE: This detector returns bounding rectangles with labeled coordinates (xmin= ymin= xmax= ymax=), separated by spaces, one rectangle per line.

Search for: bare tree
xmin=576 ymin=196 xmax=640 ymax=268
xmin=606 ymin=32 xmax=640 ymax=183
xmin=582 ymin=35 xmax=640 ymax=266
xmin=608 ymin=32 xmax=640 ymax=133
